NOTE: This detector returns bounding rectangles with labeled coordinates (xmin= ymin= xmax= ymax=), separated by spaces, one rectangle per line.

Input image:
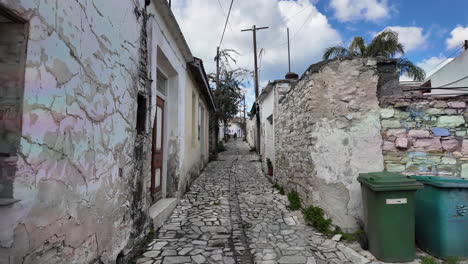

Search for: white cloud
xmin=172 ymin=0 xmax=341 ymax=107
xmin=382 ymin=26 xmax=428 ymax=52
xmin=446 ymin=25 xmax=468 ymax=50
xmin=329 ymin=0 xmax=389 ymax=22
xmin=400 ymin=56 xmax=453 ymax=81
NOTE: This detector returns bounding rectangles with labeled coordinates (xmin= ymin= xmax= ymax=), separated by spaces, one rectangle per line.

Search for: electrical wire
xmin=218 ymin=0 xmax=234 ymax=47
xmin=425 ymin=44 xmax=465 ymax=77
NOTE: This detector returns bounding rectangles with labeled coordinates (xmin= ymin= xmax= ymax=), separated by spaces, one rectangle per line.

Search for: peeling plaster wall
xmin=0 ymin=0 xmax=188 ymax=263
xmin=275 ymin=58 xmax=397 ymax=231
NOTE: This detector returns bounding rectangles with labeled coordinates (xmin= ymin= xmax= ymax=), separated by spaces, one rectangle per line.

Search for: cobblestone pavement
xmin=135 ymin=141 xmax=386 ymax=264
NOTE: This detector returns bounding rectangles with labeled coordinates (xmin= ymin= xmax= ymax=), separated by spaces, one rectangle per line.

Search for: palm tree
xmin=323 ymin=30 xmax=425 ymax=81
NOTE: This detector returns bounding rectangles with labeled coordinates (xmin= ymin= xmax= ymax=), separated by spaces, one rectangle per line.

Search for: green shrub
xmin=266 ymin=158 xmax=273 ymax=169
xmin=273 ymin=183 xmax=285 ymax=195
xmin=445 ymin=257 xmax=459 ymax=264
xmin=217 ymin=141 xmax=226 ymax=152
xmin=302 ymin=206 xmax=333 ymax=234
xmin=287 ymin=191 xmax=301 ymax=211
xmin=420 ymin=256 xmax=439 ymax=264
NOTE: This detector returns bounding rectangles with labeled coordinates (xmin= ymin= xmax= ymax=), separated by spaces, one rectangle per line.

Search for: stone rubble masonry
xmin=0 ymin=1 xmax=166 ymax=263
xmin=275 ymin=58 xmax=396 ymax=231
xmin=381 ymin=96 xmax=468 ymax=177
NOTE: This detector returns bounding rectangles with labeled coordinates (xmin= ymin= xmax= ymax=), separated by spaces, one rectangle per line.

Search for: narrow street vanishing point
xmin=136 ymin=141 xmax=376 ymax=264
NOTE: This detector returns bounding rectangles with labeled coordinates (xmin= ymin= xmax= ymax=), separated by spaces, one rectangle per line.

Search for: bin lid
xmin=358 ymin=172 xmax=424 ymax=191
xmin=411 ymin=176 xmax=468 ymax=188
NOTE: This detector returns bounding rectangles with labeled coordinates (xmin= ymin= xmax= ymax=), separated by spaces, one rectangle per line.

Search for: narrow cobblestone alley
xmin=136 ymin=141 xmax=377 ymax=264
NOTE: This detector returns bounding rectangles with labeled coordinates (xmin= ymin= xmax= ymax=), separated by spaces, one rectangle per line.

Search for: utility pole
xmin=215 ymin=46 xmax=220 ymax=153
xmin=243 ymin=92 xmax=246 ymax=139
xmin=287 ymin=28 xmax=291 ymax=73
xmin=241 ymin=25 xmax=268 ymax=152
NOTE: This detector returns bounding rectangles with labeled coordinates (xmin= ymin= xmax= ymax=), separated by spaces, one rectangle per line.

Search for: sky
xmin=172 ymin=0 xmax=468 ymax=110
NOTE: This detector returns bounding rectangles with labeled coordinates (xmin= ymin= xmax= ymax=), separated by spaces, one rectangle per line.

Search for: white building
xmin=426 ymin=46 xmax=468 ymax=95
xmin=257 ymin=79 xmax=295 ymax=178
xmin=218 ymin=117 xmax=245 ymax=139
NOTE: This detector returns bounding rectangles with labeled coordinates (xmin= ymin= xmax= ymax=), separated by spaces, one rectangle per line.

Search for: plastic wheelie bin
xmin=358 ymin=172 xmax=423 ymax=262
xmin=412 ymin=176 xmax=468 ymax=259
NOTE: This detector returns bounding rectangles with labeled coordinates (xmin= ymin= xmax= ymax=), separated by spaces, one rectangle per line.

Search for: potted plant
xmin=266 ymin=158 xmax=273 ymax=176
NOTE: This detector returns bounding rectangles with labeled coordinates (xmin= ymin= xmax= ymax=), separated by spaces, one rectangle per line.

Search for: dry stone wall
xmin=381 ymin=98 xmax=468 ymax=178
xmin=275 ymin=58 xmax=398 ymax=231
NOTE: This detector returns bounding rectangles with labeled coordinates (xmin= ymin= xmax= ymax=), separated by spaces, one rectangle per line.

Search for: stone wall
xmin=381 ymin=97 xmax=468 ymax=178
xmin=275 ymin=58 xmax=398 ymax=231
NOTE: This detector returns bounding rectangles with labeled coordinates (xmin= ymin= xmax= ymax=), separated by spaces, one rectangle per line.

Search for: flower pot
xmin=268 ymin=167 xmax=273 ymax=176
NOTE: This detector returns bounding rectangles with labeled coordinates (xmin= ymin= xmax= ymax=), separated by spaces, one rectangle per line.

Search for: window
xmin=136 ymin=93 xmax=147 ymax=135
xmin=191 ymin=92 xmax=196 ymax=146
xmin=156 ymin=70 xmax=167 ymax=96
xmin=198 ymin=104 xmax=204 ymax=140
xmin=0 ymin=8 xmax=27 ymax=200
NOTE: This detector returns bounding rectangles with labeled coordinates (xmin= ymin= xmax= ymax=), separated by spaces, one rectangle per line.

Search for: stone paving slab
xmin=135 ymin=141 xmax=436 ymax=264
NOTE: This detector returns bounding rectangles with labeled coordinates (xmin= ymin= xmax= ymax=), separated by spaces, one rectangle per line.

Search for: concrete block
xmin=409 ymin=130 xmax=430 ymax=138
xmin=386 ymin=163 xmax=405 ymax=172
xmin=441 ymin=139 xmax=459 ymax=151
xmin=413 ymin=138 xmax=442 ymax=151
xmin=441 ymin=157 xmax=457 ymax=165
xmin=395 ymin=137 xmax=409 ymax=149
xmin=431 ymin=128 xmax=450 ymax=137
xmin=448 ymin=102 xmax=466 ymax=109
xmin=462 ymin=164 xmax=468 ymax=178
xmin=462 ymin=140 xmax=468 ymax=155
xmin=149 ymin=198 xmax=178 ymax=230
xmin=437 ymin=116 xmax=465 ymax=128
xmin=381 ymin=119 xmax=401 ymax=128
xmin=380 ymin=108 xmax=395 ymax=119
xmin=386 ymin=129 xmax=407 ymax=138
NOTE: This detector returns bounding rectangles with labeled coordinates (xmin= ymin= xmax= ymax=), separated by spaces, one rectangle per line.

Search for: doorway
xmin=151 ymin=96 xmax=165 ymax=201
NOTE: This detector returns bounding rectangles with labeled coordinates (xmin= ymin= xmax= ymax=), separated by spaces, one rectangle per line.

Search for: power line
xmin=218 ymin=0 xmax=234 ymax=47
xmin=425 ymin=44 xmax=464 ymax=76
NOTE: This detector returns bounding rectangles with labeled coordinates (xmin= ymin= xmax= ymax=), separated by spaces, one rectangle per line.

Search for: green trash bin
xmin=358 ymin=172 xmax=423 ymax=262
xmin=412 ymin=176 xmax=468 ymax=259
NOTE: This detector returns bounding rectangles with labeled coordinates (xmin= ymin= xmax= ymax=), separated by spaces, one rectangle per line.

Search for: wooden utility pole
xmin=215 ymin=46 xmax=220 ymax=152
xmin=243 ymin=92 xmax=246 ymax=139
xmin=241 ymin=25 xmax=268 ymax=151
xmin=287 ymin=28 xmax=291 ymax=72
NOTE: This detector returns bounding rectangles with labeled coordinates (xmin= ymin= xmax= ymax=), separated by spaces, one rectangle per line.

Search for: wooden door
xmin=151 ymin=96 xmax=165 ymax=201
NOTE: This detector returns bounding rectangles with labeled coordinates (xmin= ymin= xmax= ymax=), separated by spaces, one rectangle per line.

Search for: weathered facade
xmin=275 ymin=58 xmax=397 ymax=231
xmin=183 ymin=58 xmax=215 ymax=195
xmin=258 ymin=80 xmax=294 ymax=178
xmin=0 ymin=0 xmax=213 ymax=263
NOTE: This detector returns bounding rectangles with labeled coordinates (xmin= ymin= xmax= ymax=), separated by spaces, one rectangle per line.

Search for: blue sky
xmin=173 ymin=0 xmax=468 ymax=112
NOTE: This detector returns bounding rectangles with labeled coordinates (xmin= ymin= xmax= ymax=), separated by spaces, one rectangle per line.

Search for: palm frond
xmin=366 ymin=29 xmax=405 ymax=58
xmin=348 ymin=37 xmax=366 ymax=57
xmin=323 ymin=46 xmax=350 ymax=60
xmin=397 ymin=58 xmax=426 ymax=81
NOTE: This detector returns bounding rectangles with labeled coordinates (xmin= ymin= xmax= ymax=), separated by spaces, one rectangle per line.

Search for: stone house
xmin=0 ymin=1 xmax=214 ymax=263
xmin=257 ymin=79 xmax=295 ymax=179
